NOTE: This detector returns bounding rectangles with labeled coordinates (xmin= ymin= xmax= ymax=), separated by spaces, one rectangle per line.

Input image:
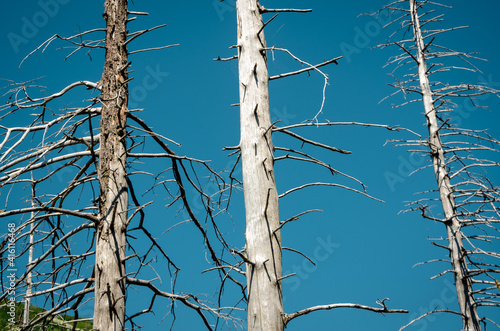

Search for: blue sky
xmin=1 ymin=0 xmax=499 ymax=330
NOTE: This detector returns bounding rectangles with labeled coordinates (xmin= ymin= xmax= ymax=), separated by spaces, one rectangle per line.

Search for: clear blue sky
xmin=1 ymin=0 xmax=499 ymax=330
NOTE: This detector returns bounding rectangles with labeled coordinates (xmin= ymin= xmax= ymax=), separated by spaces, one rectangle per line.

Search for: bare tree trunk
xmin=236 ymin=1 xmax=284 ymax=330
xmin=94 ymin=0 xmax=129 ymax=329
xmin=409 ymin=1 xmax=480 ymax=329
xmin=23 ymin=180 xmax=35 ymax=327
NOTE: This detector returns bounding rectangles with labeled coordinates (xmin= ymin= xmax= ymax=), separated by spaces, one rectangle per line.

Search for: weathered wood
xmin=94 ymin=0 xmax=129 ymax=329
xmin=409 ymin=1 xmax=480 ymax=329
xmin=236 ymin=0 xmax=284 ymax=330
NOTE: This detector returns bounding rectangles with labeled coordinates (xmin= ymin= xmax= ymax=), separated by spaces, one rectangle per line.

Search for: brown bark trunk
xmin=94 ymin=0 xmax=129 ymax=330
xmin=236 ymin=1 xmax=284 ymax=330
xmin=409 ymin=1 xmax=480 ymax=329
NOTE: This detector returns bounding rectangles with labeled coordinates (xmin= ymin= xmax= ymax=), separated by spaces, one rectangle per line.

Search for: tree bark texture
xmin=409 ymin=1 xmax=480 ymax=329
xmin=94 ymin=0 xmax=129 ymax=329
xmin=236 ymin=1 xmax=284 ymax=330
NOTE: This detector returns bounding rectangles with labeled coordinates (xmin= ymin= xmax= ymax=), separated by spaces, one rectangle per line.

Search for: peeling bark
xmin=94 ymin=0 xmax=129 ymax=329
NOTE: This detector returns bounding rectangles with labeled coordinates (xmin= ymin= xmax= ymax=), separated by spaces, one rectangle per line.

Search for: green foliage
xmin=0 ymin=301 xmax=93 ymax=331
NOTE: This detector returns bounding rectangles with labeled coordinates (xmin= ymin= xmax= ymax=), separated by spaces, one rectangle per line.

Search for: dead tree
xmin=373 ymin=1 xmax=500 ymax=329
xmin=216 ymin=1 xmax=409 ymax=330
xmin=0 ymin=1 xmax=234 ymax=330
xmin=93 ymin=1 xmax=130 ymax=329
xmin=236 ymin=2 xmax=283 ymax=329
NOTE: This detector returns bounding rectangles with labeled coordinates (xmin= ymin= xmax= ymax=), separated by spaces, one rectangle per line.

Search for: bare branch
xmin=284 ymin=300 xmax=408 ymax=326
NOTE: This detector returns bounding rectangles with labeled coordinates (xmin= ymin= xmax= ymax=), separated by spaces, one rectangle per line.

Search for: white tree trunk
xmin=23 ymin=182 xmax=35 ymax=327
xmin=410 ymin=1 xmax=480 ymax=329
xmin=94 ymin=0 xmax=129 ymax=329
xmin=236 ymin=1 xmax=284 ymax=330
